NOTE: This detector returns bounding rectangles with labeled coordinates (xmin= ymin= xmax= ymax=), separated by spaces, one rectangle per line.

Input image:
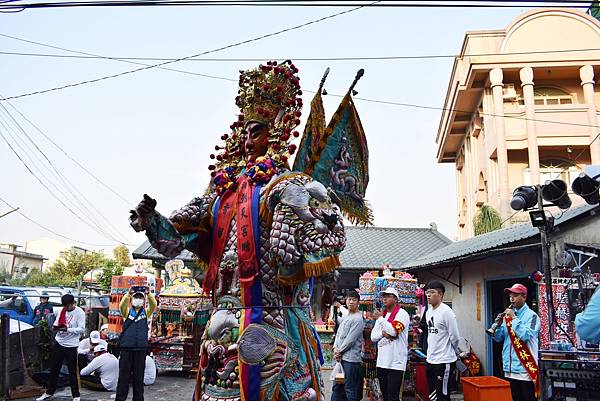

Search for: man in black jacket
xmin=115 ymin=287 xmax=156 ymax=401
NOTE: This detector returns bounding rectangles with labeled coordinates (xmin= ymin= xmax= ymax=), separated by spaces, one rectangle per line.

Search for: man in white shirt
xmin=144 ymin=355 xmax=157 ymax=386
xmin=424 ymin=281 xmax=460 ymax=401
xmin=370 ymin=287 xmax=410 ymax=401
xmin=80 ymin=343 xmax=119 ymax=392
xmin=77 ymin=330 xmax=106 ymax=369
xmin=37 ymin=294 xmax=86 ymax=401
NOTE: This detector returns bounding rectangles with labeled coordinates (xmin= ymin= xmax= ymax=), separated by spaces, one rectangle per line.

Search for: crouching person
xmin=80 ymin=343 xmax=118 ymax=392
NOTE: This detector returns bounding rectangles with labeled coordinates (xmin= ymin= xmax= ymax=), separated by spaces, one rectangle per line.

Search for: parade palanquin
xmin=129 ymin=60 xmax=371 ymax=401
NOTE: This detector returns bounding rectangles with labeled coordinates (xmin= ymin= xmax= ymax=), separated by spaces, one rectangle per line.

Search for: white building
xmin=0 ymin=243 xmax=45 ymax=280
xmin=24 ymin=238 xmax=89 ymax=272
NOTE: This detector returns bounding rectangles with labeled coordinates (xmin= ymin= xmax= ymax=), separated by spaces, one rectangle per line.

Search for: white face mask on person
xmin=132 ymin=298 xmax=144 ymax=308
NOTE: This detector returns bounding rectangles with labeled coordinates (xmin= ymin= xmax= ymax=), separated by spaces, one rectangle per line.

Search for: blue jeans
xmin=331 ymin=360 xmax=362 ymax=401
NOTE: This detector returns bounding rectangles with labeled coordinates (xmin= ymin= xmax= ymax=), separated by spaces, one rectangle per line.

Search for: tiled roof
xmin=403 ymin=203 xmax=600 ymax=270
xmin=132 ymin=241 xmax=196 ymax=263
xmin=339 ymin=226 xmax=452 ymax=269
xmin=132 ymin=226 xmax=452 ymax=270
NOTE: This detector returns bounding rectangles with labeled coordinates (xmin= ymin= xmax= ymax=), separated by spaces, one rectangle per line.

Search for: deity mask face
xmin=244 ymin=121 xmax=269 ymax=163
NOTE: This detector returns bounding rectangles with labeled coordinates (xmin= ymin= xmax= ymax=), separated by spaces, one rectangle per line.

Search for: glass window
xmin=533 ymin=87 xmax=574 ymax=106
xmin=524 ymin=159 xmax=580 ymax=187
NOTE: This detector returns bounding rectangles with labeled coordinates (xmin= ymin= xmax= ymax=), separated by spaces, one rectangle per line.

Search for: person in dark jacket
xmin=33 ymin=292 xmax=55 ymax=325
xmin=115 ymin=286 xmax=156 ymax=401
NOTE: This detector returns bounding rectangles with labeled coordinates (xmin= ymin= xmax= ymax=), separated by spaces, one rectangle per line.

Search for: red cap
xmin=504 ymin=283 xmax=527 ymax=296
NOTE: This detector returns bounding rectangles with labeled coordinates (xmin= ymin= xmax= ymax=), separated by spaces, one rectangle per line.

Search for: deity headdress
xmin=208 ymin=60 xmax=303 ymax=174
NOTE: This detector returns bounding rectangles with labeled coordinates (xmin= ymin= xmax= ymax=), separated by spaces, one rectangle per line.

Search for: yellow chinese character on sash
xmin=510 ymin=328 xmax=516 ymax=336
xmin=525 ymin=361 xmax=538 ymax=374
xmin=519 ymin=350 xmax=530 ymax=360
xmin=514 ymin=339 xmax=523 ymax=349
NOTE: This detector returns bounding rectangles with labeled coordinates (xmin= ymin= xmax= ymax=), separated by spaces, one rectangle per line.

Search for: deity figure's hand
xmin=129 ymin=194 xmax=157 ymax=232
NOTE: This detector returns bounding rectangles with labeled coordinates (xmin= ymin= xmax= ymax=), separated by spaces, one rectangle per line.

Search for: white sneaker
xmin=72 ymin=397 xmax=80 ymax=401
xmin=36 ymin=394 xmax=53 ymax=401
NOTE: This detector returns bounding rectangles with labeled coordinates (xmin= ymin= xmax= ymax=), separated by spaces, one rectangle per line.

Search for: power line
xmin=0 ymin=0 xmax=596 ymax=11
xmin=0 ymin=121 xmax=129 ymax=244
xmin=0 ymin=195 xmax=121 ymax=247
xmin=0 ymin=1 xmax=378 ymax=101
xmin=5 ymin=45 xmax=600 ymax=63
xmin=3 ymin=100 xmax=133 ymax=206
xmin=0 ymin=100 xmax=130 ymax=242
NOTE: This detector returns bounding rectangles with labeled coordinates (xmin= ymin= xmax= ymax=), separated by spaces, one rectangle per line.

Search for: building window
xmin=518 ymin=87 xmax=573 ymax=106
xmin=524 ymin=159 xmax=580 ymax=186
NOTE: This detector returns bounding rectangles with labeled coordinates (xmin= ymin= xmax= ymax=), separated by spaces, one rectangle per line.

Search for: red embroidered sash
xmin=383 ymin=305 xmax=405 ymax=334
xmin=383 ymin=305 xmax=400 ymax=322
xmin=202 ymin=176 xmax=259 ymax=293
xmin=236 ymin=176 xmax=258 ymax=285
xmin=505 ymin=315 xmax=540 ymax=397
xmin=203 ymin=188 xmax=237 ymax=293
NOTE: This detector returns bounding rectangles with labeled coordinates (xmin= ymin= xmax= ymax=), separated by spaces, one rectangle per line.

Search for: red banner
xmin=537 ymin=279 xmax=577 ymax=349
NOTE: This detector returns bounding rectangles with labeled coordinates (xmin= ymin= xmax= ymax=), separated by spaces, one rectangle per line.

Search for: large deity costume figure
xmin=130 ymin=61 xmax=370 ymax=401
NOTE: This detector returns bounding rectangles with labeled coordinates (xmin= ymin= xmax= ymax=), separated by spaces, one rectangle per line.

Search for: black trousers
xmin=376 ymin=367 xmax=404 ymax=401
xmin=46 ymin=343 xmax=80 ymax=397
xmin=425 ymin=362 xmax=456 ymax=401
xmin=116 ymin=349 xmax=146 ymax=401
xmin=507 ymin=378 xmax=536 ymax=401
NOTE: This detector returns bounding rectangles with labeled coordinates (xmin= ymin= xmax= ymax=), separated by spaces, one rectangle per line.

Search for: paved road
xmin=27 ymin=372 xmax=425 ymax=401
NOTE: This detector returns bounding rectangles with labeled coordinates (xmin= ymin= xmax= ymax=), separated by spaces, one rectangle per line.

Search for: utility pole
xmin=0 ymin=207 xmax=18 ymax=220
xmin=537 ymin=185 xmax=555 ymax=342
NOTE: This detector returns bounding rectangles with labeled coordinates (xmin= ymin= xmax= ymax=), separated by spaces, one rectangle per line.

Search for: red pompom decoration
xmin=210 ymin=154 xmax=215 ymax=159
xmin=208 ymin=165 xmax=216 ymax=170
xmin=293 ymin=131 xmax=300 ymax=138
xmin=294 ymin=111 xmax=302 ymax=117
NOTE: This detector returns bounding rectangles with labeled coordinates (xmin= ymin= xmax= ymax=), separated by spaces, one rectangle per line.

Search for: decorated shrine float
xmin=359 ymin=267 xmax=421 ymax=401
xmin=150 ymin=259 xmax=212 ymax=372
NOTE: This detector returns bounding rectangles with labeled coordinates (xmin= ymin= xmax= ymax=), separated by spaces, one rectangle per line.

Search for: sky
xmin=0 ymin=2 xmax=573 ymax=255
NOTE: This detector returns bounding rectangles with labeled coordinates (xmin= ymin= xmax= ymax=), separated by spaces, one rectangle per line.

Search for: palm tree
xmin=473 ymin=204 xmax=502 ymax=235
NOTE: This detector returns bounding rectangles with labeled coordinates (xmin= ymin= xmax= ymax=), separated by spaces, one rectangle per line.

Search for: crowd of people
xmin=327 ymin=280 xmax=563 ymax=401
xmin=34 ymin=286 xmax=157 ymax=401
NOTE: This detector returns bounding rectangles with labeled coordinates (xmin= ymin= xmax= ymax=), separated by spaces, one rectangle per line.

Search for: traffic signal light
xmin=572 ymin=172 xmax=600 ymax=205
xmin=510 ymin=186 xmax=538 ymax=211
xmin=541 ymin=180 xmax=572 ymax=210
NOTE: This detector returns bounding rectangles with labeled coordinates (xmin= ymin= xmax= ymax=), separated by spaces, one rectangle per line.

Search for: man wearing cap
xmin=115 ymin=286 xmax=156 ymax=401
xmin=78 ymin=330 xmax=106 ymax=369
xmin=33 ymin=292 xmax=54 ymax=325
xmin=37 ymin=294 xmax=86 ymax=401
xmin=80 ymin=343 xmax=119 ymax=392
xmin=99 ymin=323 xmax=110 ymax=340
xmin=493 ymin=283 xmax=539 ymax=401
xmin=424 ymin=281 xmax=460 ymax=401
xmin=371 ymin=287 xmax=410 ymax=401
xmin=331 ymin=290 xmax=364 ymax=401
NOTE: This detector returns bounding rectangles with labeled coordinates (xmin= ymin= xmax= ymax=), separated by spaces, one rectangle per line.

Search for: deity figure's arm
xmin=266 ymin=174 xmax=346 ymax=284
xmin=130 ymin=193 xmax=215 ymax=260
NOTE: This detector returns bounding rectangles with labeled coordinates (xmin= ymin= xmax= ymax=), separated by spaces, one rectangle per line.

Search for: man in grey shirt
xmin=332 ymin=290 xmax=364 ymax=401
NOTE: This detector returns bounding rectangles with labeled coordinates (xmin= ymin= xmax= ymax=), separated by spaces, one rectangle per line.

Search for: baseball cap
xmin=93 ymin=343 xmax=107 ymax=353
xmin=504 ymin=283 xmax=528 ymax=296
xmin=380 ymin=287 xmax=399 ymax=299
xmin=100 ymin=323 xmax=109 ymax=332
xmin=40 ymin=291 xmax=49 ymax=298
xmin=90 ymin=331 xmax=101 ymax=343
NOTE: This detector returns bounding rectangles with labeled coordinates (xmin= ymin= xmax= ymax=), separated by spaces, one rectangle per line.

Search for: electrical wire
xmin=0 ymin=0 xmax=379 ymax=101
xmin=0 ymin=120 xmax=130 ymax=245
xmin=3 ymin=100 xmax=133 ymax=206
xmin=0 ymin=195 xmax=122 ymax=247
xmin=6 ymin=44 xmax=600 ymax=62
xmin=0 ymin=0 xmax=596 ymax=11
xmin=0 ymin=100 xmax=130 ymax=243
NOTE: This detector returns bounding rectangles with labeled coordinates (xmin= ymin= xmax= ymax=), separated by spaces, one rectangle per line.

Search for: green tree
xmin=473 ymin=204 xmax=503 ymax=236
xmin=47 ymin=251 xmax=107 ymax=281
xmin=96 ymin=260 xmax=124 ymax=290
xmin=113 ymin=245 xmax=131 ymax=267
